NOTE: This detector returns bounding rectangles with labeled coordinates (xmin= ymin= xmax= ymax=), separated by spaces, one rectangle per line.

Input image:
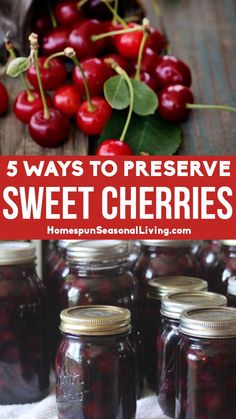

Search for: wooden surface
xmin=0 ymin=0 xmax=235 ymax=155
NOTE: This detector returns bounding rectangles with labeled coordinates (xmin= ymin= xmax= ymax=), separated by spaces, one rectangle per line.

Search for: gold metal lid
xmin=227 ymin=276 xmax=236 ymax=296
xmin=60 ymin=305 xmax=131 ymax=336
xmin=0 ymin=242 xmax=36 ymax=264
xmin=66 ymin=240 xmax=128 ymax=263
xmin=58 ymin=240 xmax=83 ymax=249
xmin=220 ymin=240 xmax=236 ymax=246
xmin=140 ymin=240 xmax=193 ymax=247
xmin=147 ymin=276 xmax=208 ymax=300
xmin=161 ymin=291 xmax=227 ymax=319
xmin=180 ymin=307 xmax=236 ymax=338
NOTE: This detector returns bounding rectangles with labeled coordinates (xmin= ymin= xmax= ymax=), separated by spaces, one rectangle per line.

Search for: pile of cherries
xmin=5 ymin=0 xmax=196 ymax=154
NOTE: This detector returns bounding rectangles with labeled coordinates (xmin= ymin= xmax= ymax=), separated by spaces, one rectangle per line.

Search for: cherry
xmin=81 ymin=0 xmax=113 ymax=21
xmin=33 ymin=15 xmax=52 ymax=36
xmin=53 ymin=85 xmax=82 ymax=117
xmin=158 ymin=84 xmax=194 ymax=123
xmin=76 ymin=97 xmax=112 ymax=135
xmin=13 ymin=90 xmax=52 ymax=123
xmin=27 ymin=56 xmax=67 ymax=91
xmin=42 ymin=27 xmax=69 ymax=56
xmin=96 ymin=139 xmax=133 ymax=155
xmin=145 ymin=27 xmax=167 ymax=55
xmin=29 ymin=109 xmax=70 ymax=147
xmin=69 ymin=19 xmax=107 ymax=59
xmin=114 ymin=23 xmax=144 ymax=59
xmin=73 ymin=58 xmax=113 ymax=96
xmin=54 ymin=1 xmax=83 ymax=27
xmin=0 ymin=82 xmax=9 ymax=115
xmin=133 ymin=71 xmax=158 ymax=92
xmin=104 ymin=53 xmax=132 ymax=75
xmin=138 ymin=47 xmax=160 ymax=75
xmin=153 ymin=55 xmax=192 ymax=90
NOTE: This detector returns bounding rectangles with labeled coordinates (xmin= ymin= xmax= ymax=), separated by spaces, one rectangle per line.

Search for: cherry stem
xmin=77 ymin=0 xmax=88 ymax=8
xmin=135 ymin=19 xmax=150 ymax=81
xmin=186 ymin=103 xmax=236 ymax=113
xmin=29 ymin=33 xmax=50 ymax=119
xmin=92 ymin=24 xmax=143 ymax=42
xmin=5 ymin=38 xmax=35 ymax=102
xmin=64 ymin=47 xmax=96 ymax=113
xmin=44 ymin=51 xmax=65 ymax=69
xmin=48 ymin=2 xmax=58 ymax=28
xmin=152 ymin=0 xmax=161 ymax=17
xmin=101 ymin=0 xmax=128 ymax=28
xmin=108 ymin=60 xmax=134 ymax=142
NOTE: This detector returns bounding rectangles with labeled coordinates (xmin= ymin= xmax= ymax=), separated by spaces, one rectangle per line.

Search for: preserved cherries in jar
xmin=0 ymin=241 xmax=50 ymax=404
xmin=158 ymin=292 xmax=226 ymax=418
xmin=176 ymin=307 xmax=236 ymax=419
xmin=56 ymin=305 xmax=136 ymax=419
xmin=144 ymin=276 xmax=207 ymax=391
xmin=227 ymin=276 xmax=236 ymax=308
xmin=208 ymin=240 xmax=236 ymax=295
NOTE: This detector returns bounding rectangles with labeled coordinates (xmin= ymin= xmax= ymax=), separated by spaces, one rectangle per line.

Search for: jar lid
xmin=220 ymin=240 xmax=236 ymax=246
xmin=180 ymin=307 xmax=236 ymax=338
xmin=66 ymin=240 xmax=128 ymax=262
xmin=60 ymin=305 xmax=131 ymax=336
xmin=161 ymin=291 xmax=227 ymax=319
xmin=227 ymin=276 xmax=236 ymax=296
xmin=140 ymin=240 xmax=193 ymax=247
xmin=0 ymin=242 xmax=36 ymax=264
xmin=147 ymin=276 xmax=208 ymax=300
xmin=58 ymin=240 xmax=83 ymax=249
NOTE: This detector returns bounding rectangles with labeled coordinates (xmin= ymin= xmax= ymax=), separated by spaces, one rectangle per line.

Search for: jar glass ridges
xmin=0 ymin=241 xmax=50 ymax=404
xmin=176 ymin=307 xmax=236 ymax=419
xmin=56 ymin=305 xmax=136 ymax=419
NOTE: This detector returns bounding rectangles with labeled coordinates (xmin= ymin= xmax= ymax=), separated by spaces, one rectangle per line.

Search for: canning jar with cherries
xmin=176 ymin=307 xmax=236 ymax=419
xmin=56 ymin=305 xmax=136 ymax=419
xmin=0 ymin=241 xmax=50 ymax=404
xmin=144 ymin=276 xmax=207 ymax=391
xmin=227 ymin=276 xmax=236 ymax=308
xmin=208 ymin=240 xmax=236 ymax=295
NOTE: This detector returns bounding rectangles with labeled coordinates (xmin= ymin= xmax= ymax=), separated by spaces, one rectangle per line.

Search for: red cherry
xmin=54 ymin=1 xmax=83 ymax=27
xmin=0 ymin=82 xmax=9 ymax=115
xmin=133 ymin=71 xmax=158 ymax=92
xmin=53 ymin=85 xmax=82 ymax=117
xmin=29 ymin=108 xmax=70 ymax=147
xmin=138 ymin=48 xmax=160 ymax=74
xmin=33 ymin=15 xmax=52 ymax=36
xmin=76 ymin=97 xmax=112 ymax=136
xmin=69 ymin=19 xmax=107 ymax=59
xmin=96 ymin=139 xmax=133 ymax=155
xmin=104 ymin=53 xmax=132 ymax=75
xmin=42 ymin=27 xmax=69 ymax=56
xmin=27 ymin=56 xmax=67 ymax=91
xmin=81 ymin=0 xmax=113 ymax=21
xmin=145 ymin=27 xmax=167 ymax=55
xmin=13 ymin=90 xmax=52 ymax=123
xmin=73 ymin=58 xmax=113 ymax=97
xmin=153 ymin=55 xmax=192 ymax=90
xmin=114 ymin=23 xmax=144 ymax=59
xmin=158 ymin=84 xmax=194 ymax=122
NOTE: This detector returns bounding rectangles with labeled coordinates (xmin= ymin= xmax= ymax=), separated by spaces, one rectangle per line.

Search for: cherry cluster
xmin=5 ymin=0 xmax=195 ymax=154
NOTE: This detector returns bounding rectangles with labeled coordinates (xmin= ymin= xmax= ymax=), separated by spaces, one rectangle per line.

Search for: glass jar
xmin=0 ymin=241 xmax=50 ymax=404
xmin=59 ymin=240 xmax=142 ymax=394
xmin=56 ymin=305 xmax=136 ymax=419
xmin=208 ymin=240 xmax=236 ymax=295
xmin=227 ymin=276 xmax=236 ymax=307
xmin=197 ymin=240 xmax=221 ymax=281
xmin=44 ymin=240 xmax=79 ymax=364
xmin=190 ymin=240 xmax=203 ymax=257
xmin=176 ymin=307 xmax=236 ymax=419
xmin=158 ymin=292 xmax=227 ymax=418
xmin=144 ymin=276 xmax=208 ymax=391
xmin=128 ymin=241 xmax=141 ymax=269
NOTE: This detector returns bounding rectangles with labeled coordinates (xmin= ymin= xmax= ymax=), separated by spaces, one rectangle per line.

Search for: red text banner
xmin=0 ymin=156 xmax=235 ymax=240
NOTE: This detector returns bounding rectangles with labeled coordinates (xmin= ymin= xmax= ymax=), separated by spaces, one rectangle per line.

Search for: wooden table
xmin=0 ymin=0 xmax=235 ymax=155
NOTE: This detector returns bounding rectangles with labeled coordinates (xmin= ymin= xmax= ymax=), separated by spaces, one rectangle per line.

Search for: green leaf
xmin=104 ymin=75 xmax=130 ymax=110
xmin=131 ymin=79 xmax=158 ymax=116
xmin=100 ymin=111 xmax=182 ymax=155
xmin=7 ymin=57 xmax=31 ymax=77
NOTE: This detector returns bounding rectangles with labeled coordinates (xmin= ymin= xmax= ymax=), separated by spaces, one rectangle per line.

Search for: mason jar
xmin=208 ymin=240 xmax=236 ymax=295
xmin=56 ymin=305 xmax=136 ymax=419
xmin=176 ymin=307 xmax=236 ymax=419
xmin=128 ymin=241 xmax=141 ymax=269
xmin=0 ymin=241 xmax=50 ymax=404
xmin=158 ymin=292 xmax=227 ymax=418
xmin=59 ymin=240 xmax=143 ymax=395
xmin=196 ymin=240 xmax=221 ymax=281
xmin=144 ymin=276 xmax=208 ymax=391
xmin=227 ymin=276 xmax=236 ymax=308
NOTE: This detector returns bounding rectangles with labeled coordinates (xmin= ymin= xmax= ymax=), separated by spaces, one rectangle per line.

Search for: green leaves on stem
xmin=7 ymin=57 xmax=31 ymax=77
